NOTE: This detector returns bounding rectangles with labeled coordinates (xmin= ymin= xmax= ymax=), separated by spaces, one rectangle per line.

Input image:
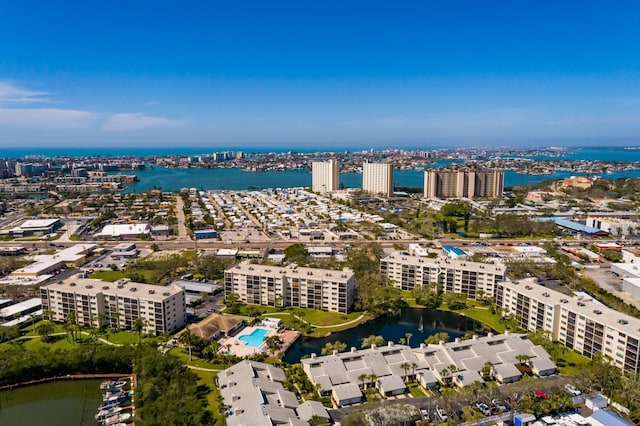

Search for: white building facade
xmin=495 ymin=278 xmax=640 ymax=375
xmin=311 ymin=159 xmax=339 ymax=193
xmin=225 ymin=261 xmax=355 ymax=313
xmin=40 ymin=277 xmax=186 ymax=334
xmin=380 ymin=251 xmax=507 ymax=299
xmin=362 ymin=162 xmax=393 ymax=196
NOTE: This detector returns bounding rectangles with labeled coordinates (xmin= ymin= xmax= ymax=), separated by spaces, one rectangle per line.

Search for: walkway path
xmin=18 ymin=331 xmax=122 ymax=346
xmin=261 ymin=311 xmax=368 ymax=329
xmin=186 ymin=365 xmax=221 ymax=372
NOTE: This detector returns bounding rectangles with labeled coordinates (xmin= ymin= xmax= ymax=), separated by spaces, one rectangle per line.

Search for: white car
xmin=420 ymin=408 xmax=429 ymax=420
xmin=435 ymin=405 xmax=448 ymax=422
xmin=564 ymin=383 xmax=582 ymax=396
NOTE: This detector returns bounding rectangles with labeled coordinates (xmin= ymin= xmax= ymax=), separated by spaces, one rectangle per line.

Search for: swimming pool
xmin=238 ymin=328 xmax=269 ymax=348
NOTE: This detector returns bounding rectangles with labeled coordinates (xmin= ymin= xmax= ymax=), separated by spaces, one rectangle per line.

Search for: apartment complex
xmin=495 ymin=278 xmax=640 ymax=374
xmin=362 ymin=161 xmax=393 ymax=196
xmin=40 ymin=276 xmax=186 ymax=335
xmin=311 ymin=159 xmax=339 ymax=193
xmin=423 ymin=168 xmax=504 ymax=199
xmin=380 ymin=251 xmax=507 ymax=299
xmin=224 ymin=261 xmax=355 ymax=313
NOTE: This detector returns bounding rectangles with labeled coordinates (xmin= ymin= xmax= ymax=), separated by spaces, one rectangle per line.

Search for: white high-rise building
xmin=312 ymin=159 xmax=339 ymax=193
xmin=362 ymin=162 xmax=393 ymax=196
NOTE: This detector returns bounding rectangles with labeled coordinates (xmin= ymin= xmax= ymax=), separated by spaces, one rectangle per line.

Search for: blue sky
xmin=0 ymin=1 xmax=639 ymax=149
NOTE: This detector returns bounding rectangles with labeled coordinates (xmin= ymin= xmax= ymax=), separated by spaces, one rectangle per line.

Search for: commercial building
xmin=224 ymin=261 xmax=355 ymax=313
xmin=12 ymin=244 xmax=96 ymax=277
xmin=217 ymin=360 xmax=330 ymax=426
xmin=311 ymin=159 xmax=339 ymax=193
xmin=586 ymin=216 xmax=638 ymax=236
xmin=423 ymin=169 xmax=504 ymax=199
xmin=362 ymin=162 xmax=393 ymax=196
xmin=40 ymin=276 xmax=186 ymax=335
xmin=10 ymin=218 xmax=62 ymax=237
xmin=495 ymin=278 xmax=640 ymax=374
xmin=95 ymin=223 xmax=151 ymax=239
xmin=380 ymin=251 xmax=507 ymax=299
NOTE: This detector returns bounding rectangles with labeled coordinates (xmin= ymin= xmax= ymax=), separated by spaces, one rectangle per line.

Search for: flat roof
xmin=173 ymin=280 xmax=222 ymax=293
xmin=43 ymin=277 xmax=183 ymax=302
xmin=0 ymin=298 xmax=42 ymax=318
xmin=16 ymin=218 xmax=60 ymax=229
xmin=502 ymin=278 xmax=640 ymax=336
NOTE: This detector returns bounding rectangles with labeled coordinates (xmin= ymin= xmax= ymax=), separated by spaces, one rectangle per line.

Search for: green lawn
xmin=456 ymin=306 xmax=506 ymax=333
xmin=408 ymin=382 xmax=428 ymax=397
xmin=89 ymin=270 xmax=127 ymax=281
xmin=293 ymin=308 xmax=362 ymax=327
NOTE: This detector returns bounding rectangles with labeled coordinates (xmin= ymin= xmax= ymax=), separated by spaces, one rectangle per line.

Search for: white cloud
xmin=102 ymin=113 xmax=186 ymax=132
xmin=0 ymin=108 xmax=94 ymax=128
xmin=0 ymin=81 xmax=52 ymax=103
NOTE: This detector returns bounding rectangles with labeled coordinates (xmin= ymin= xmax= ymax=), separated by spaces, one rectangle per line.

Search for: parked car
xmin=564 ymin=383 xmax=582 ymax=396
xmin=435 ymin=405 xmax=448 ymax=422
xmin=491 ymin=398 xmax=509 ymax=412
xmin=475 ymin=402 xmax=491 ymax=416
xmin=420 ymin=408 xmax=429 ymax=420
xmin=534 ymin=389 xmax=549 ymax=400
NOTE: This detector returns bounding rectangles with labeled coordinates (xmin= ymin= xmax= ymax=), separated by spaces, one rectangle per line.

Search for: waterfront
xmin=121 ymin=164 xmax=640 ymax=193
xmin=0 ymin=379 xmax=103 ymax=426
xmin=282 ymin=308 xmax=491 ymax=363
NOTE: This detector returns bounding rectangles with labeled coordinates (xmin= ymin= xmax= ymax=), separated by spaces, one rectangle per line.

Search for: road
xmin=175 ymin=195 xmax=189 ymax=241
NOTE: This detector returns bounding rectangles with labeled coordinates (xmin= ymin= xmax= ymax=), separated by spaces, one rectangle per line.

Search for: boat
xmin=102 ymin=391 xmax=128 ymax=404
xmin=95 ymin=405 xmax=123 ymax=420
xmin=100 ymin=380 xmax=127 ymax=391
xmin=101 ymin=412 xmax=131 ymax=426
xmin=418 ymin=316 xmax=424 ymax=333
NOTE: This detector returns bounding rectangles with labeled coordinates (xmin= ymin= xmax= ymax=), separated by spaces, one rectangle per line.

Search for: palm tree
xmin=410 ymin=362 xmax=418 ymax=379
xmin=405 ymin=332 xmax=413 ymax=346
xmin=368 ymin=373 xmax=378 ymax=390
xmin=400 ymin=362 xmax=411 ymax=381
xmin=516 ymin=354 xmax=531 ymax=367
xmin=133 ymin=317 xmax=146 ymax=343
xmin=264 ymin=335 xmax=282 ymax=358
xmin=481 ymin=361 xmax=494 ymax=381
xmin=180 ymin=328 xmax=194 ymax=361
xmin=425 ymin=331 xmax=450 ymax=345
xmin=358 ymin=373 xmax=368 ymax=389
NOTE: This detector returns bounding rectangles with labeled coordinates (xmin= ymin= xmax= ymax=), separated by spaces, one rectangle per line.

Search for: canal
xmin=283 ymin=308 xmax=491 ymax=363
xmin=0 ymin=379 xmax=103 ymax=426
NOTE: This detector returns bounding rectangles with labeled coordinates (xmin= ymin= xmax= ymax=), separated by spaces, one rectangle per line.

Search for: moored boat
xmin=101 ymin=412 xmax=131 ymax=426
xmin=100 ymin=380 xmax=127 ymax=391
xmin=95 ymin=405 xmax=123 ymax=420
xmin=102 ymin=391 xmax=128 ymax=404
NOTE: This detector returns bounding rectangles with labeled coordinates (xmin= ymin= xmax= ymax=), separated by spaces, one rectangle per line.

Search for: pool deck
xmin=219 ymin=326 xmax=301 ymax=358
xmin=220 ymin=326 xmax=276 ymax=357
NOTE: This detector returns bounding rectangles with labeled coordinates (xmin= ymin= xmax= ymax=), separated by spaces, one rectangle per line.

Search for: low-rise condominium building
xmin=224 ymin=261 xmax=355 ymax=313
xmin=495 ymin=277 xmax=640 ymax=375
xmin=380 ymin=251 xmax=507 ymax=299
xmin=40 ymin=276 xmax=186 ymax=335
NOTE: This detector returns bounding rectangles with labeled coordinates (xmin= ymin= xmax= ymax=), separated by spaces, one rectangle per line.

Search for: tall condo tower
xmin=424 ymin=169 xmax=504 ymax=199
xmin=362 ymin=161 xmax=393 ymax=196
xmin=312 ymin=159 xmax=339 ymax=193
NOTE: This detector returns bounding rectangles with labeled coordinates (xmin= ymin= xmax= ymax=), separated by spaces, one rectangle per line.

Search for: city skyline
xmin=0 ymin=1 xmax=639 ymax=148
